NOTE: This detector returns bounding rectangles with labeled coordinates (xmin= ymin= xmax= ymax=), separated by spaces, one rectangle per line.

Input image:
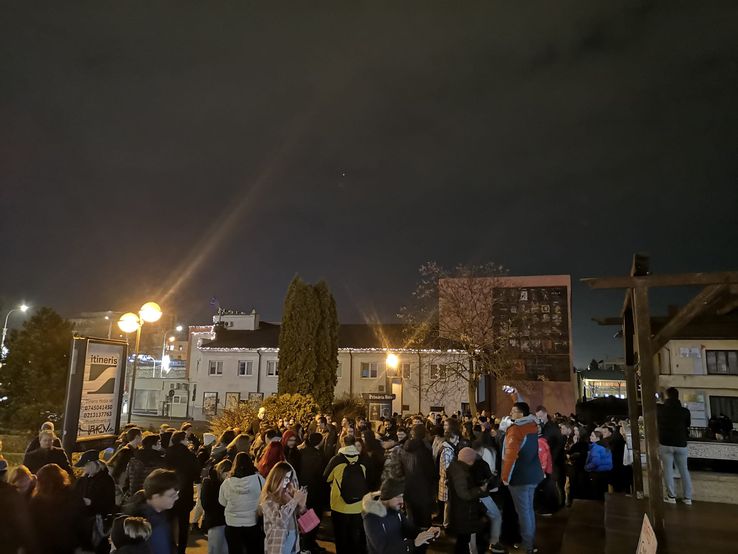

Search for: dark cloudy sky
xmin=1 ymin=1 xmax=737 ymax=366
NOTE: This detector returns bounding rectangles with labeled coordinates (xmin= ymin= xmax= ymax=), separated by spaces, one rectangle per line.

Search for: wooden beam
xmin=591 ymin=317 xmax=623 ymax=326
xmin=623 ymin=307 xmax=644 ymax=496
xmin=581 ymin=271 xmax=738 ymax=290
xmin=651 ymin=284 xmax=728 ymax=351
xmin=632 ymin=285 xmax=665 ymax=540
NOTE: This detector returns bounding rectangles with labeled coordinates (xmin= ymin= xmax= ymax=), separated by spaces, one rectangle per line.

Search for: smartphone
xmin=502 ymin=385 xmax=515 ymax=394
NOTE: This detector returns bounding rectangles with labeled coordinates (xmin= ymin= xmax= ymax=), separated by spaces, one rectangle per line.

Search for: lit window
xmin=361 ymin=362 xmax=378 ymax=378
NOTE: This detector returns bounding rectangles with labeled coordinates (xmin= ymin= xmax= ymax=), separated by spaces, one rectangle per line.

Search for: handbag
xmin=297 ymin=508 xmax=320 ymax=534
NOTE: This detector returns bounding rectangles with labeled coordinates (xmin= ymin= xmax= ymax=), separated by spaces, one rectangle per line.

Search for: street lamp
xmin=1 ymin=304 xmax=30 ymax=360
xmin=118 ymin=302 xmax=162 ymax=423
xmin=386 ymin=353 xmax=399 ymax=374
xmin=160 ymin=324 xmax=184 ymax=375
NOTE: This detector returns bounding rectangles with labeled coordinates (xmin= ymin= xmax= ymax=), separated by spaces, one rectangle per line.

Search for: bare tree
xmin=399 ymin=262 xmax=524 ymax=416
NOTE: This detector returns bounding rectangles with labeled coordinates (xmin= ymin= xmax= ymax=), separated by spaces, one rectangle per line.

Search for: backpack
xmin=337 ymin=456 xmax=368 ymax=504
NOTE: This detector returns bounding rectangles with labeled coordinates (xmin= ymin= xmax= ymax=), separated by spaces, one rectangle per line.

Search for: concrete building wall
xmin=657 ymin=338 xmax=738 ymax=428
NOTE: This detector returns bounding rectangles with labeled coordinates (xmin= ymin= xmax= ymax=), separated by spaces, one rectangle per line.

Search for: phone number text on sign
xmin=79 ymin=398 xmax=114 ymax=435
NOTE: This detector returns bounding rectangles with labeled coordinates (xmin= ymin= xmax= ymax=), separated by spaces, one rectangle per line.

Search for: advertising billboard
xmin=62 ymin=337 xmax=128 ymax=453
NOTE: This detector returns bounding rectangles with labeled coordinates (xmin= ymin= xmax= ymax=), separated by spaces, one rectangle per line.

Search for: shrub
xmin=209 ymin=400 xmax=259 ymax=437
xmin=331 ymin=394 xmax=366 ymax=421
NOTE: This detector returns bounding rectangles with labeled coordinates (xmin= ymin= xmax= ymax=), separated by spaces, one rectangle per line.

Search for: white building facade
xmin=657 ymin=337 xmax=738 ymax=430
xmin=187 ymin=313 xmax=469 ymax=420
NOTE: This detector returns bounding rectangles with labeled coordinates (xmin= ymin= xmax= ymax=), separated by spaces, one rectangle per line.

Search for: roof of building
xmin=199 ymin=322 xmax=456 ymax=351
xmin=577 ymin=368 xmax=626 ymax=381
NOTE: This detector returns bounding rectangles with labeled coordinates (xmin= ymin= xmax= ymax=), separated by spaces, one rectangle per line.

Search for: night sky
xmin=2 ymin=1 xmax=737 ymax=366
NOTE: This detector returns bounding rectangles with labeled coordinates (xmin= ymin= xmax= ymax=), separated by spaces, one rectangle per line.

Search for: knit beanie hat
xmin=380 ymin=478 xmax=405 ymax=500
xmin=458 ymin=447 xmax=477 ymax=465
xmin=308 ymin=432 xmax=323 ymax=448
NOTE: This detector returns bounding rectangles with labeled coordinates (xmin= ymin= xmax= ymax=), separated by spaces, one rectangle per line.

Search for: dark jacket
xmin=400 ymin=438 xmax=436 ymax=507
xmin=115 ymin=543 xmax=152 ymax=554
xmin=165 ymin=442 xmax=200 ymax=512
xmin=73 ymin=468 xmax=117 ymax=549
xmin=200 ymin=474 xmax=226 ymax=530
xmin=657 ymin=398 xmax=691 ymax=447
xmin=362 ymin=492 xmax=416 ymax=554
xmin=23 ymin=446 xmax=74 ymax=478
xmin=24 ymin=435 xmax=62 ymax=454
xmin=501 ymin=415 xmax=544 ymax=486
xmin=0 ymin=480 xmax=35 ymax=553
xmin=541 ymin=419 xmax=565 ymax=467
xmin=128 ymin=447 xmax=165 ymax=495
xmin=298 ymin=445 xmax=327 ymax=510
xmin=447 ymin=460 xmax=486 ymax=535
xmin=124 ymin=494 xmax=176 ymax=554
xmin=29 ymin=490 xmax=85 ymax=554
xmin=585 ymin=443 xmax=613 ymax=472
xmin=110 ymin=444 xmax=138 ymax=482
xmin=73 ymin=467 xmax=117 ymax=516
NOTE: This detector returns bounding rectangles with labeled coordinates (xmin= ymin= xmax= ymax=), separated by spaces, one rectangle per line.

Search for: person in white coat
xmin=218 ymin=452 xmax=265 ymax=554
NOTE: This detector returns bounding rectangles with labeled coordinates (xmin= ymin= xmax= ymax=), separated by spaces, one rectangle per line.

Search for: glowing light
xmin=175 ymin=325 xmax=183 ymax=332
xmin=118 ymin=313 xmax=140 ymax=334
xmin=386 ymin=353 xmax=400 ymax=370
xmin=162 ymin=355 xmax=171 ymax=373
xmin=168 ymin=336 xmax=176 ymax=342
xmin=139 ymin=302 xmax=162 ymax=323
xmin=19 ymin=304 xmax=29 ymax=312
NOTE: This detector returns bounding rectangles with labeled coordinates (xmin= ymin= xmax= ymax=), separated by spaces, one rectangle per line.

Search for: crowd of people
xmin=1 ymin=386 xmax=697 ymax=554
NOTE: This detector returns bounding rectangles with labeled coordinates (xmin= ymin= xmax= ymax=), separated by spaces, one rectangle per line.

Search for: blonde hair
xmin=124 ymin=516 xmax=152 ymax=540
xmin=227 ymin=433 xmax=252 ymax=453
xmin=39 ymin=429 xmax=56 ymax=441
xmin=259 ymin=461 xmax=298 ymax=507
xmin=8 ymin=465 xmax=33 ymax=486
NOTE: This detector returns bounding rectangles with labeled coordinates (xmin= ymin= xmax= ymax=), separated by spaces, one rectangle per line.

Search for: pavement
xmin=185 ymin=508 xmax=569 ymax=553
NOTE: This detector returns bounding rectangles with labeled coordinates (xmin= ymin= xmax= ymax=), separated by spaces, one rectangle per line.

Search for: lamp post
xmin=386 ymin=352 xmax=400 ymax=414
xmin=160 ymin=324 xmax=183 ymax=375
xmin=1 ymin=304 xmax=29 ymax=360
xmin=118 ymin=302 xmax=162 ymax=423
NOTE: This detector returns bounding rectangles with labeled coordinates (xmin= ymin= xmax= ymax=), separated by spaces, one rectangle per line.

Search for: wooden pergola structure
xmin=582 ymin=254 xmax=738 ymax=540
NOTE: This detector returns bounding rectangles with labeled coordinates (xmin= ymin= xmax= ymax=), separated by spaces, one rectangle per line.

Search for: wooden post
xmin=632 ymin=285 xmax=665 ymax=540
xmin=624 ymin=365 xmax=644 ymax=496
xmin=623 ymin=307 xmax=644 ymax=496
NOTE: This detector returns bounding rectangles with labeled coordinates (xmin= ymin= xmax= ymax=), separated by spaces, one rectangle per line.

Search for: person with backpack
xmin=324 ymin=435 xmax=368 ymax=554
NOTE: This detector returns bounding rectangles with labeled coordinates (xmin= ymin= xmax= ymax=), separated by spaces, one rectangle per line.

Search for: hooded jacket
xmin=501 ymin=414 xmax=544 ymax=486
xmin=127 ymin=447 xmax=165 ymax=496
xmin=218 ymin=473 xmax=265 ymax=527
xmin=585 ymin=443 xmax=613 ymax=473
xmin=323 ymin=445 xmax=367 ymax=514
xmin=362 ymin=492 xmax=415 ymax=554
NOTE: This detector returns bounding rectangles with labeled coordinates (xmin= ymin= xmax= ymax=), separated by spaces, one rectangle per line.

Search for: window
xmin=208 ymin=360 xmax=223 ymax=376
xmin=336 ymin=362 xmax=342 ymax=378
xmin=430 ymin=364 xmax=447 ymax=380
xmin=709 ymin=396 xmax=738 ymax=424
xmin=361 ymin=362 xmax=378 ymax=378
xmin=706 ymin=350 xmax=738 ymax=375
xmin=238 ymin=360 xmax=253 ymax=376
xmin=267 ymin=360 xmax=279 ymax=376
xmin=401 ymin=362 xmax=411 ymax=380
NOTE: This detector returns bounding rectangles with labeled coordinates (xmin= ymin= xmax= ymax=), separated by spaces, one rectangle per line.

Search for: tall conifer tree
xmin=278 ymin=276 xmax=320 ymax=395
xmin=277 ymin=276 xmax=339 ymax=411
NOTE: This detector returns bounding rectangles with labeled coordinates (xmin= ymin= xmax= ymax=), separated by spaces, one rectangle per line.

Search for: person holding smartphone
xmin=259 ymin=462 xmax=308 ymax=554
